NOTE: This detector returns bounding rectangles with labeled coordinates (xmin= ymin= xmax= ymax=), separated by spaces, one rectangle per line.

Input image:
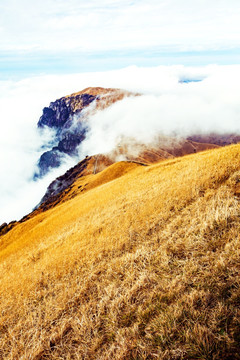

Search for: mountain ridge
xmin=0 ymin=143 xmax=240 ymax=359
xmin=1 ymin=86 xmax=240 ymax=234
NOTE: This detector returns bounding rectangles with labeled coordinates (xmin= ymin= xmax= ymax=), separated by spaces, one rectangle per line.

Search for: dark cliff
xmin=36 ymin=92 xmax=96 ymax=177
xmin=38 ymin=93 xmax=96 ymax=130
xmin=36 ymin=87 xmax=133 ymax=177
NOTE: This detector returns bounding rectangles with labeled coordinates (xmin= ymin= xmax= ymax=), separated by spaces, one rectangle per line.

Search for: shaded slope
xmin=0 ymin=145 xmax=240 ymax=359
xmin=36 ymin=155 xmax=113 ymax=212
xmin=188 ymin=133 xmax=240 ymax=146
xmin=35 ymin=138 xmax=218 ymax=213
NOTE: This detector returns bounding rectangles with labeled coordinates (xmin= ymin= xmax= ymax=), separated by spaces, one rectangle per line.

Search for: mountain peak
xmin=36 ymin=87 xmax=135 ymax=177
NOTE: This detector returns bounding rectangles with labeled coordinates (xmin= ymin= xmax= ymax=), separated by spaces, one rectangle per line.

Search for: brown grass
xmin=0 ymin=144 xmax=240 ymax=359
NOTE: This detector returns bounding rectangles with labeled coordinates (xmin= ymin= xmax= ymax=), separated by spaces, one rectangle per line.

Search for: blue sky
xmin=1 ymin=0 xmax=240 ymax=79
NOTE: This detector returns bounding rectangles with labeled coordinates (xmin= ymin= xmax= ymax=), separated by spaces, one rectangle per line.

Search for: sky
xmin=1 ymin=1 xmax=240 ymax=223
xmin=1 ymin=0 xmax=240 ymax=79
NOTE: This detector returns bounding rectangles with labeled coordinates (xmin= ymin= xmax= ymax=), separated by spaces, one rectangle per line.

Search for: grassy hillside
xmin=0 ymin=144 xmax=240 ymax=359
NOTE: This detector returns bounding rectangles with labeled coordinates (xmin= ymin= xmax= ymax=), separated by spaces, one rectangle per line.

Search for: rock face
xmin=38 ymin=94 xmax=96 ymax=130
xmin=36 ymin=92 xmax=96 ymax=177
xmin=36 ymin=87 xmax=134 ymax=177
xmin=37 ymin=149 xmax=64 ymax=176
xmin=38 ymin=156 xmax=93 ymax=209
xmin=0 ymin=221 xmax=17 ymax=237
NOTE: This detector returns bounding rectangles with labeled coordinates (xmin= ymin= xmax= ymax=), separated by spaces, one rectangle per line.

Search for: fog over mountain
xmin=1 ymin=65 xmax=240 ymax=223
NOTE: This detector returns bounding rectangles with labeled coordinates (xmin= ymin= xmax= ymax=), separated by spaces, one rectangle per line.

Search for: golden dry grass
xmin=0 ymin=144 xmax=240 ymax=359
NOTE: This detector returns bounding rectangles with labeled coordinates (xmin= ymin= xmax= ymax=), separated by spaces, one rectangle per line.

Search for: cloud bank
xmin=1 ymin=65 xmax=240 ymax=223
xmin=79 ymin=65 xmax=240 ymax=156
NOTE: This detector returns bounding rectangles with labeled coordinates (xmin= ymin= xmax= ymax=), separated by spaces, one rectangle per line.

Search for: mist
xmin=1 ymin=65 xmax=240 ymax=223
xmin=79 ymin=66 xmax=240 ymax=157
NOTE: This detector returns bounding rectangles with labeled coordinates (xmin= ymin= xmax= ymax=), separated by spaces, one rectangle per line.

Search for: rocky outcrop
xmin=35 ymin=154 xmax=113 ymax=212
xmin=37 ymin=149 xmax=64 ymax=177
xmin=0 ymin=221 xmax=17 ymax=237
xmin=38 ymin=93 xmax=96 ymax=130
xmin=36 ymin=93 xmax=96 ymax=177
xmin=36 ymin=87 xmax=134 ymax=177
xmin=38 ymin=156 xmax=93 ymax=210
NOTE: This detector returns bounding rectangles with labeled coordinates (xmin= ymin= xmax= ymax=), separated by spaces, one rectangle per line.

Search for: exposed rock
xmin=37 ymin=149 xmax=64 ymax=178
xmin=36 ymin=155 xmax=113 ymax=212
xmin=36 ymin=93 xmax=96 ymax=177
xmin=38 ymin=93 xmax=96 ymax=130
xmin=57 ymin=131 xmax=86 ymax=155
xmin=35 ymin=87 xmax=134 ymax=177
xmin=0 ymin=221 xmax=17 ymax=237
xmin=40 ymin=156 xmax=91 ymax=204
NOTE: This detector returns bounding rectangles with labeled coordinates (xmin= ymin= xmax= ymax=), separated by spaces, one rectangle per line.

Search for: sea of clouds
xmin=1 ymin=65 xmax=240 ymax=223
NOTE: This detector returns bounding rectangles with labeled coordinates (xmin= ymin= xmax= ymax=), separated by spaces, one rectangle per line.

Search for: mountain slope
xmin=34 ymin=139 xmax=218 ymax=214
xmin=0 ymin=145 xmax=240 ymax=359
xmin=35 ymin=86 xmax=221 ymax=178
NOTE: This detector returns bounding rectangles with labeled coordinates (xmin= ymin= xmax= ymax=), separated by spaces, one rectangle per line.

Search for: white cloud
xmin=0 ymin=81 xmax=77 ymax=223
xmin=1 ymin=65 xmax=240 ymax=224
xmin=79 ymin=66 xmax=240 ymax=157
xmin=0 ymin=0 xmax=240 ymax=53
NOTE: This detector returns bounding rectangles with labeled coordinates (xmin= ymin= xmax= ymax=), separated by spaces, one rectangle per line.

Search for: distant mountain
xmin=188 ymin=133 xmax=240 ymax=146
xmin=36 ymin=87 xmax=227 ymax=178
